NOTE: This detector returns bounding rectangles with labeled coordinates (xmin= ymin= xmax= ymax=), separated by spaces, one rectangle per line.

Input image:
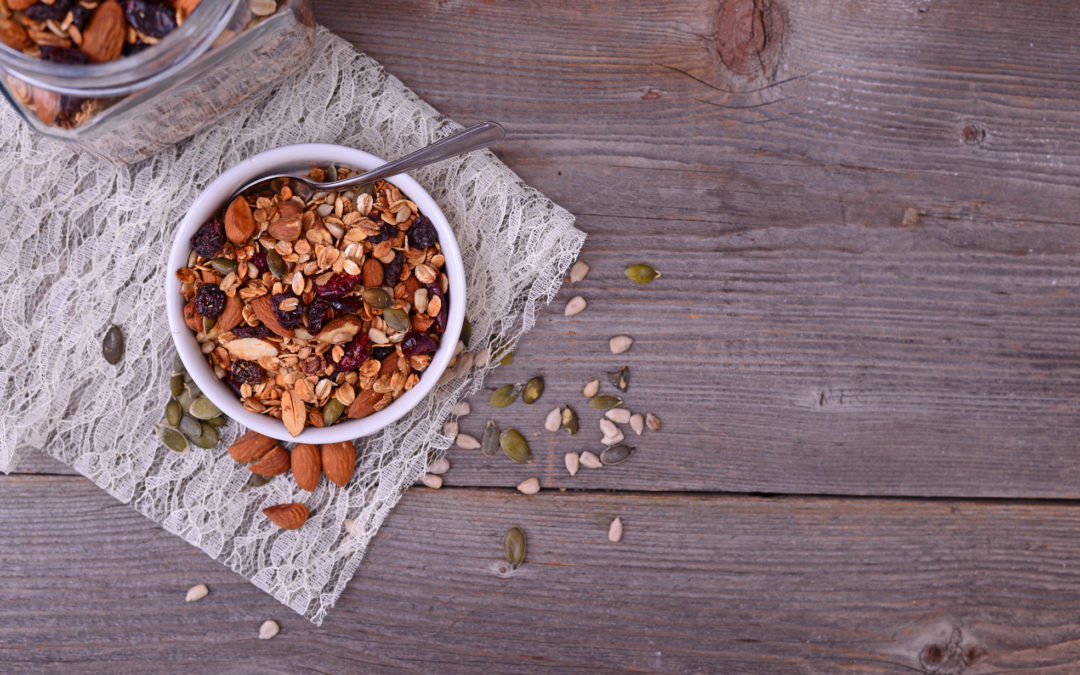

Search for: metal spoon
xmin=231 ymin=121 xmax=506 ymax=200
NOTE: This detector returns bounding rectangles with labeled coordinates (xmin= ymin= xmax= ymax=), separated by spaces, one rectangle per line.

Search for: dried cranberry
xmin=59 ymin=95 xmax=84 ymax=116
xmin=194 ymin=283 xmax=226 ymax=318
xmin=368 ymin=223 xmax=397 ymax=244
xmin=371 ymin=345 xmax=395 ymax=361
xmin=231 ymin=359 xmax=265 ymax=385
xmin=315 ymin=273 xmax=362 ymax=299
xmin=408 ymin=216 xmax=438 ymax=250
xmin=231 ymin=324 xmax=272 ymax=339
xmin=24 ymin=0 xmax=75 ymax=22
xmin=305 ymin=298 xmax=332 ymax=334
xmin=249 ymin=250 xmax=268 ymax=274
xmin=39 ymin=46 xmax=89 ymax=64
xmin=383 ymin=251 xmax=404 ymax=287
xmin=70 ymin=4 xmax=91 ymax=29
xmin=124 ymin=0 xmax=177 ymax=38
xmin=328 ymin=297 xmax=362 ymax=314
xmin=271 ymin=291 xmax=303 ymax=329
xmin=401 ymin=330 xmax=439 ymax=357
xmin=337 ymin=335 xmax=372 ymax=371
xmin=190 ymin=220 xmax=225 ymax=258
xmin=426 ymin=283 xmax=448 ymax=333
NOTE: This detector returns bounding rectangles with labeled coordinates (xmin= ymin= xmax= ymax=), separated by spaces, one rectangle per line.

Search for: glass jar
xmin=0 ymin=0 xmax=314 ymax=163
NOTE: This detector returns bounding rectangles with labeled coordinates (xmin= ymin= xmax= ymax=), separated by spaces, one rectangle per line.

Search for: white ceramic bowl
xmin=166 ymin=144 xmax=465 ymax=444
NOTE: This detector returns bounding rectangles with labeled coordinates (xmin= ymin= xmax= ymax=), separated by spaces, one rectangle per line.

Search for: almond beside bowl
xmin=166 ymin=143 xmax=466 ymax=444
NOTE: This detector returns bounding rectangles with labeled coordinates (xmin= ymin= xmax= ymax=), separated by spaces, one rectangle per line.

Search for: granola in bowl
xmin=175 ymin=166 xmax=453 ymax=438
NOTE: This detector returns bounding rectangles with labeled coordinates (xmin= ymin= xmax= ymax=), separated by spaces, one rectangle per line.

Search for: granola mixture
xmin=176 ymin=168 xmax=450 ymax=437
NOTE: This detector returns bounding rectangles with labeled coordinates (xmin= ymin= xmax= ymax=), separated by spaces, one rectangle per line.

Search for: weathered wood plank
xmin=3 ymin=474 xmax=1080 ymax=672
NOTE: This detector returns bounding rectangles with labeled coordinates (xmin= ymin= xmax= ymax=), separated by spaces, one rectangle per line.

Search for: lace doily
xmin=0 ymin=28 xmax=583 ymax=625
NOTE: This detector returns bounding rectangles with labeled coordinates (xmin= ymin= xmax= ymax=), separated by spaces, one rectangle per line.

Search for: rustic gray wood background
xmin=5 ymin=0 xmax=1080 ymax=671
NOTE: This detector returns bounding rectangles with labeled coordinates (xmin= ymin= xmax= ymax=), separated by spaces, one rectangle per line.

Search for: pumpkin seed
xmin=189 ymin=396 xmax=222 ymax=420
xmin=194 ymin=423 xmax=219 ymax=449
xmin=209 ymin=257 xmax=238 ymax=276
xmin=481 ymin=420 xmax=500 ymax=456
xmin=583 ymin=379 xmax=599 ymax=398
xmin=500 ymin=428 xmax=531 ymax=463
xmin=383 ymin=307 xmax=411 ymax=333
xmin=589 ymin=395 xmax=622 ymax=410
xmin=363 ymin=287 xmax=393 ymax=309
xmin=165 ymin=399 xmax=182 ymax=426
xmin=500 ymin=351 xmax=514 ymax=366
xmin=600 ymin=444 xmax=635 ymax=465
xmin=626 ymin=263 xmax=660 ymax=284
xmin=101 ymin=324 xmax=124 ymax=365
xmin=205 ymin=414 xmax=227 ymax=428
xmin=646 ymin=412 xmax=661 ymax=431
xmin=178 ymin=414 xmax=203 ymax=438
xmin=607 ymin=365 xmax=629 ymax=392
xmin=177 ymin=387 xmax=195 ymax=412
xmin=170 ymin=373 xmax=185 ymax=397
xmin=569 ymin=260 xmax=589 ymax=283
xmin=173 ymin=354 xmax=185 ymax=373
xmin=247 ymin=473 xmax=272 ymax=488
xmin=202 ymin=315 xmax=216 ymax=333
xmin=544 ymin=408 xmax=561 ymax=432
xmin=629 ymin=413 xmax=644 ymax=435
xmin=267 ymin=249 xmax=286 ymax=277
xmin=158 ymin=426 xmax=188 ymax=453
xmin=609 ymin=335 xmax=633 ymax=354
xmin=608 ymin=516 xmax=623 ymax=542
xmin=490 ymin=383 xmax=521 ymax=408
xmin=522 ymin=377 xmax=544 ymax=404
xmin=323 ymin=398 xmax=345 ymax=426
xmin=461 ymin=316 xmax=472 ymax=348
xmin=503 ymin=526 xmax=526 ymax=569
xmin=327 ymin=165 xmax=340 ymax=182
xmin=560 ymin=406 xmax=579 ymax=435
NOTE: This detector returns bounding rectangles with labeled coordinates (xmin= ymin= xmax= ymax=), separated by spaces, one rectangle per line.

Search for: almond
xmin=31 ymin=87 xmax=61 ymax=125
xmin=7 ymin=0 xmax=36 ymax=10
xmin=250 ymin=294 xmax=293 ymax=338
xmin=224 ymin=337 xmax=278 ymax=361
xmin=80 ymin=0 xmax=125 ymax=63
xmin=175 ymin=0 xmax=202 ymax=22
xmin=224 ymin=196 xmax=255 ymax=245
xmin=291 ymin=443 xmax=320 ymax=491
xmin=0 ymin=16 xmax=33 ymax=51
xmin=214 ymin=294 xmax=244 ymax=334
xmin=267 ymin=201 xmax=302 ymax=241
xmin=228 ymin=430 xmax=276 ymax=462
xmin=320 ymin=441 xmax=356 ymax=487
xmin=361 ymin=258 xmax=383 ymax=287
xmin=315 ymin=315 xmax=362 ymax=344
xmin=183 ymin=299 xmax=201 ymax=331
xmin=263 ymin=503 xmax=309 ymax=530
xmin=347 ymin=387 xmax=382 ymax=419
xmin=248 ymin=445 xmax=289 ymax=476
xmin=280 ymin=389 xmax=306 ymax=437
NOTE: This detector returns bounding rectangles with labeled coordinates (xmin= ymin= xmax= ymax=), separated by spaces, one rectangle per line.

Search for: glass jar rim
xmin=0 ymin=0 xmax=240 ymax=97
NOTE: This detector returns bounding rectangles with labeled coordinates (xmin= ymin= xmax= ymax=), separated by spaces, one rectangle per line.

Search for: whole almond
xmin=280 ymin=390 xmax=306 ymax=437
xmin=321 ymin=441 xmax=356 ymax=487
xmin=214 ymin=294 xmax=244 ymax=335
xmin=0 ymin=16 xmax=33 ymax=51
xmin=228 ymin=430 xmax=277 ymax=462
xmin=347 ymin=387 xmax=383 ymax=419
xmin=7 ymin=0 xmax=36 ymax=10
xmin=361 ymin=258 xmax=383 ymax=287
xmin=263 ymin=502 xmax=309 ymax=530
xmin=248 ymin=445 xmax=289 ymax=476
xmin=183 ymin=299 xmax=201 ymax=331
xmin=224 ymin=196 xmax=255 ymax=245
xmin=291 ymin=443 xmax=321 ymax=491
xmin=81 ymin=0 xmax=125 ymax=63
xmin=251 ymin=294 xmax=293 ymax=338
xmin=267 ymin=202 xmax=301 ymax=241
xmin=31 ymin=87 xmax=61 ymax=125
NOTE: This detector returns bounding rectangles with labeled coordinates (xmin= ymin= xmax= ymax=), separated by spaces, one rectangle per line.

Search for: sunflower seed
xmin=600 ymin=444 xmax=635 ymax=465
xmin=579 ymin=451 xmax=602 ymax=469
xmin=565 ymin=452 xmax=580 ymax=476
xmin=602 ymin=428 xmax=625 ymax=446
xmin=177 ymin=414 xmax=202 ymax=438
xmin=490 ymin=383 xmax=521 ymax=408
xmin=608 ymin=516 xmax=623 ymax=542
xmin=607 ymin=365 xmax=629 ymax=391
xmin=522 ymin=377 xmax=544 ymax=404
xmin=605 ymin=408 xmax=631 ymax=425
xmin=544 ymin=408 xmax=561 ymax=432
xmin=189 ymin=396 xmax=222 ymax=420
xmin=258 ymin=619 xmax=279 ymax=640
xmin=368 ymin=328 xmax=389 ymax=344
xmin=421 ymin=473 xmax=443 ymax=489
xmin=428 ymin=457 xmax=451 ymax=475
xmin=323 ymin=398 xmax=345 ymax=426
xmin=589 ymin=395 xmax=622 ymax=410
xmin=456 ymin=433 xmax=481 ymax=450
xmin=564 ymin=296 xmax=587 ymax=316
xmin=609 ymin=335 xmax=633 ymax=354
xmin=383 ymin=308 xmax=411 ymax=333
xmin=474 ymin=347 xmax=491 ymax=369
xmin=516 ymin=477 xmax=540 ymax=495
xmin=646 ymin=412 xmax=661 ymax=431
xmin=503 ymin=527 xmax=526 ymax=569
xmin=185 ymin=584 xmax=209 ymax=602
xmin=481 ymin=420 xmax=501 ymax=456
xmin=158 ymin=426 xmax=188 ymax=453
xmin=267 ymin=249 xmax=286 ymax=277
xmin=452 ymin=401 xmax=471 ymax=416
xmin=500 ymin=428 xmax=531 ymax=463
xmin=600 ymin=418 xmax=619 ymax=438
xmin=629 ymin=413 xmax=644 ymax=435
xmin=569 ymin=260 xmax=590 ymax=283
xmin=560 ymin=406 xmax=579 ymax=435
xmin=443 ymin=421 xmax=459 ymax=438
xmin=101 ymin=324 xmax=124 ymax=365
xmin=209 ymin=258 xmax=238 ymax=276
xmin=170 ymin=373 xmax=185 ymax=397
xmin=626 ymin=263 xmax=660 ymax=284
xmin=166 ymin=399 xmax=182 ymax=426
xmin=583 ymin=379 xmax=599 ymax=398
xmin=194 ymin=422 xmax=219 ymax=449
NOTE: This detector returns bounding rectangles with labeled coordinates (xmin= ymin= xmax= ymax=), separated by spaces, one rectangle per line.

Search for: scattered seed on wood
xmin=607 ymin=365 xmax=629 ymax=391
xmin=570 ymin=260 xmax=589 ymax=283
xmin=583 ymin=379 xmax=599 ymax=398
xmin=421 ymin=473 xmax=443 ymax=489
xmin=580 ymin=451 xmax=602 ymax=469
xmin=564 ymin=296 xmax=587 ymax=316
xmin=258 ymin=620 xmax=280 ymax=640
xmin=516 ymin=477 xmax=540 ymax=495
xmin=600 ymin=418 xmax=619 ymax=438
xmin=428 ymin=457 xmax=450 ymax=475
xmin=600 ymin=444 xmax=635 ymax=465
xmin=626 ymin=263 xmax=660 ymax=284
xmin=456 ymin=433 xmax=481 ymax=450
xmin=481 ymin=420 xmax=501 ymax=456
xmin=565 ymin=452 xmax=580 ymax=476
xmin=601 ymin=428 xmax=625 ymax=446
xmin=443 ymin=421 xmax=459 ymax=438
xmin=544 ymin=408 xmax=561 ymax=432
xmin=605 ymin=408 xmax=631 ymax=425
xmin=500 ymin=428 xmax=531 ymax=463
xmin=646 ymin=412 xmax=661 ymax=431
xmin=452 ymin=401 xmax=471 ymax=416
xmin=608 ymin=516 xmax=623 ymax=542
xmin=630 ymin=413 xmax=644 ymax=435
xmin=490 ymin=383 xmax=521 ymax=408
xmin=503 ymin=526 xmax=526 ymax=569
xmin=560 ymin=406 xmax=579 ymax=435
xmin=185 ymin=584 xmax=209 ymax=602
xmin=522 ymin=376 xmax=544 ymax=404
xmin=500 ymin=350 xmax=514 ymax=366
xmin=609 ymin=335 xmax=633 ymax=354
xmin=101 ymin=324 xmax=124 ymax=365
xmin=589 ymin=395 xmax=622 ymax=410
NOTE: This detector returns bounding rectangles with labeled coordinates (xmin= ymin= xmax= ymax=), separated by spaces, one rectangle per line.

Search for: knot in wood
xmin=715 ymin=0 xmax=783 ymax=77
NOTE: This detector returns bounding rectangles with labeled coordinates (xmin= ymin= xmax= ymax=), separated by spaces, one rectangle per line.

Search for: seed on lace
xmin=101 ymin=324 xmax=124 ymax=365
xmin=452 ymin=401 xmax=471 ymax=416
xmin=443 ymin=421 xmax=459 ymax=438
xmin=421 ymin=473 xmax=443 ymax=489
xmin=428 ymin=457 xmax=450 ymax=475
xmin=569 ymin=260 xmax=589 ymax=283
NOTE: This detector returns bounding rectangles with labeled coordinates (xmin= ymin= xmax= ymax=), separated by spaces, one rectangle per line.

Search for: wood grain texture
xmin=4 ymin=474 xmax=1080 ymax=673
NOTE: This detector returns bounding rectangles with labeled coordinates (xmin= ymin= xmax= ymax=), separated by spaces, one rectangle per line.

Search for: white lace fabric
xmin=0 ymin=28 xmax=583 ymax=625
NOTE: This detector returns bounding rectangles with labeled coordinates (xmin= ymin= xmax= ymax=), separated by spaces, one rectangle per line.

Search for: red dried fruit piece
xmin=336 ymin=334 xmax=371 ymax=372
xmin=231 ymin=359 xmax=265 ymax=384
xmin=194 ymin=283 xmax=226 ymax=318
xmin=401 ymin=330 xmax=439 ymax=357
xmin=425 ymin=283 xmax=448 ymax=333
xmin=314 ymin=273 xmax=362 ymax=299
xmin=190 ymin=221 xmax=225 ymax=258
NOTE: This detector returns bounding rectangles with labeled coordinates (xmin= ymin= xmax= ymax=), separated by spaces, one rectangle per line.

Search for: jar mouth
xmin=0 ymin=0 xmax=239 ymax=96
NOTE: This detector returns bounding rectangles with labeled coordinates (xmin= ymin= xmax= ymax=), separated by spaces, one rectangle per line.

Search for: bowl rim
xmin=166 ymin=143 xmax=465 ymax=444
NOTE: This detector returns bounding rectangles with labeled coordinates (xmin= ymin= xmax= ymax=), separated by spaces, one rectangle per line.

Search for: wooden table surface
xmin=5 ymin=0 xmax=1080 ymax=672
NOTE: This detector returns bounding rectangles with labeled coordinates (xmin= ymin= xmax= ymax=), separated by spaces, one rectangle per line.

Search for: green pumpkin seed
xmin=500 ymin=350 xmax=514 ymax=366
xmin=560 ymin=406 xmax=579 ymax=435
xmin=589 ymin=395 xmax=622 ymax=411
xmin=490 ymin=383 xmax=521 ymax=408
xmin=607 ymin=366 xmax=629 ymax=392
xmin=194 ymin=423 xmax=219 ymax=449
xmin=383 ymin=307 xmax=411 ymax=333
xmin=165 ymin=399 xmax=182 ymax=427
xmin=600 ymin=444 xmax=635 ymax=465
xmin=500 ymin=428 xmax=531 ymax=463
xmin=158 ymin=426 xmax=188 ymax=453
xmin=177 ymin=414 xmax=203 ymax=438
xmin=170 ymin=373 xmax=185 ymax=397
xmin=323 ymin=397 xmax=345 ymax=426
xmin=354 ymin=180 xmax=372 ymax=196
xmin=326 ymin=165 xmax=339 ymax=182
xmin=481 ymin=420 xmax=500 ymax=456
xmin=209 ymin=257 xmax=238 ymax=276
xmin=247 ymin=473 xmax=272 ymax=488
xmin=267 ymin=249 xmax=286 ymax=278
xmin=461 ymin=317 xmax=472 ymax=348
xmin=503 ymin=526 xmax=526 ymax=569
xmin=173 ymin=354 xmax=185 ymax=373
xmin=363 ymin=287 xmax=393 ymax=309
xmin=625 ymin=263 xmax=660 ymax=284
xmin=522 ymin=377 xmax=544 ymax=404
xmin=202 ymin=315 xmax=216 ymax=333
xmin=188 ymin=396 xmax=222 ymax=420
xmin=205 ymin=414 xmax=227 ymax=427
xmin=101 ymin=324 xmax=124 ymax=365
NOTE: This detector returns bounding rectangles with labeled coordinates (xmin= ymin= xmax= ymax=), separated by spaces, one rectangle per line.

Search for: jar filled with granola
xmin=0 ymin=0 xmax=314 ymax=163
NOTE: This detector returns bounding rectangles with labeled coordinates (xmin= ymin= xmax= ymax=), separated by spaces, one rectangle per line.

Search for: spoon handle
xmin=326 ymin=121 xmax=506 ymax=190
